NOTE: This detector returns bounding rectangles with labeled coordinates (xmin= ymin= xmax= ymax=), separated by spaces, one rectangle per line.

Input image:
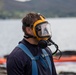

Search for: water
xmin=0 ymin=18 xmax=76 ymax=56
xmin=0 ymin=19 xmax=23 ymax=56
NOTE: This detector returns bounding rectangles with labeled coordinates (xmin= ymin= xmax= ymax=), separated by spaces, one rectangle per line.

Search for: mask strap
xmin=40 ymin=16 xmax=45 ymax=21
xmin=24 ymin=34 xmax=36 ymax=39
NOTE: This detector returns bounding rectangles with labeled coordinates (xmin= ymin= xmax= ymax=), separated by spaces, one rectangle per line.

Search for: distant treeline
xmin=0 ymin=10 xmax=76 ymax=19
xmin=0 ymin=11 xmax=25 ymax=19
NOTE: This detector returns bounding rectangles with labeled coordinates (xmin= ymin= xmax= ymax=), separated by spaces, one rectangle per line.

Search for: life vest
xmin=18 ymin=43 xmax=52 ymax=75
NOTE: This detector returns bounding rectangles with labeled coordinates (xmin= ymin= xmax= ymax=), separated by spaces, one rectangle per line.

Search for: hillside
xmin=0 ymin=0 xmax=76 ymax=18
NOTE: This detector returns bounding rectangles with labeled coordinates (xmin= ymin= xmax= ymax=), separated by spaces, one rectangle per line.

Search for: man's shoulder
xmin=9 ymin=46 xmax=23 ymax=56
xmin=8 ymin=45 xmax=28 ymax=61
xmin=7 ymin=45 xmax=31 ymax=68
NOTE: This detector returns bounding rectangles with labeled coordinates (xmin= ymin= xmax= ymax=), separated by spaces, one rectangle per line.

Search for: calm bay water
xmin=0 ymin=18 xmax=76 ymax=56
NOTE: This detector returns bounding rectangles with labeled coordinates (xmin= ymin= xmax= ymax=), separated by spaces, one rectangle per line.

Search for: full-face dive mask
xmin=33 ymin=16 xmax=52 ymax=41
xmin=32 ymin=16 xmax=51 ymax=48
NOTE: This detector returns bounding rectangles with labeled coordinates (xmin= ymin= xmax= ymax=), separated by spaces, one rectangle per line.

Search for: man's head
xmin=22 ymin=12 xmax=52 ymax=44
xmin=22 ymin=12 xmax=45 ymax=36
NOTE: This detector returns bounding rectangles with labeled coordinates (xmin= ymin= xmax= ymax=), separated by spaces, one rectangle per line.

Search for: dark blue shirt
xmin=7 ymin=39 xmax=57 ymax=75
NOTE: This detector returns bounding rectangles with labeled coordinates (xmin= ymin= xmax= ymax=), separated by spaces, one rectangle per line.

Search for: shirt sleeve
xmin=7 ymin=56 xmax=24 ymax=75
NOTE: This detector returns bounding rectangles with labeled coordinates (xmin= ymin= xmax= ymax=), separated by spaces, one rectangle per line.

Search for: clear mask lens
xmin=36 ymin=22 xmax=52 ymax=37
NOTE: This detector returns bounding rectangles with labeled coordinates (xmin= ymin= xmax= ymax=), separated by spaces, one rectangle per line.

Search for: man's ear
xmin=26 ymin=27 xmax=32 ymax=34
xmin=22 ymin=26 xmax=32 ymax=34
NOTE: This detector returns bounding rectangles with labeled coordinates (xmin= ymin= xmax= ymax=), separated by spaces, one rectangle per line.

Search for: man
xmin=7 ymin=12 xmax=57 ymax=75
